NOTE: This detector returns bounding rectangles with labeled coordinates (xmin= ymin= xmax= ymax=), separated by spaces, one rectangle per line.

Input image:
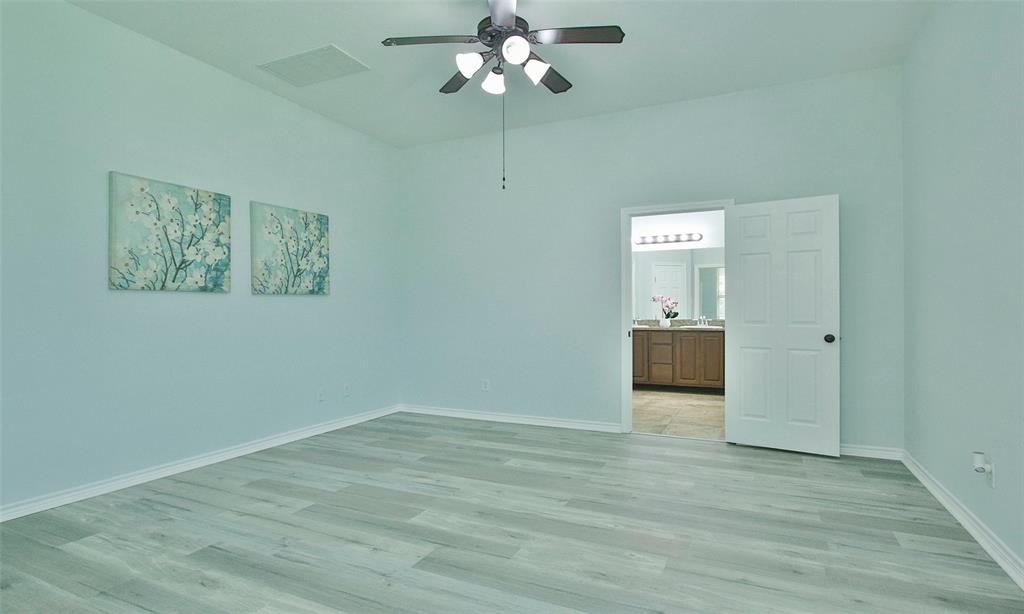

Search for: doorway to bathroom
xmin=623 ymin=203 xmax=729 ymax=441
xmin=621 ymin=195 xmax=842 ymax=456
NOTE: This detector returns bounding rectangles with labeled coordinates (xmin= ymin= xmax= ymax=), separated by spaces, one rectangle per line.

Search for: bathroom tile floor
xmin=632 ymin=387 xmax=725 ymax=440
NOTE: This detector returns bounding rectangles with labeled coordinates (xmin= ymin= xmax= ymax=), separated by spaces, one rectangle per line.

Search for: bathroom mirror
xmin=698 ymin=266 xmax=726 ymax=320
xmin=632 ymin=247 xmax=724 ymax=321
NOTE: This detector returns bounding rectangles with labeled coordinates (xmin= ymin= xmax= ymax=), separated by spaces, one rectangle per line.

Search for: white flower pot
xmin=659 ymin=319 xmax=671 ymax=328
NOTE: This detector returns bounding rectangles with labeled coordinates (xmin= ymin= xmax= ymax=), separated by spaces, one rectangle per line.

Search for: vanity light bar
xmin=634 ymin=233 xmax=703 ymax=245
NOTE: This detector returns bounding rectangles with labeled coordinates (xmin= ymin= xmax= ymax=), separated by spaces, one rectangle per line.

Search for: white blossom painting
xmin=108 ymin=172 xmax=231 ymax=292
xmin=250 ymin=201 xmax=330 ymax=295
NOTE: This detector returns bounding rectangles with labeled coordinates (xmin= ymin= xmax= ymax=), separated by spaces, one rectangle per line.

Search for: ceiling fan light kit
xmin=500 ymin=35 xmax=531 ymax=65
xmin=381 ymin=0 xmax=624 ymax=95
xmin=455 ymin=52 xmax=486 ymax=78
xmin=523 ymin=58 xmax=551 ymax=85
xmin=481 ymin=67 xmax=507 ymax=95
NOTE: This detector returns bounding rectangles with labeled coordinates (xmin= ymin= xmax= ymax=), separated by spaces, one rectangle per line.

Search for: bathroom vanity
xmin=632 ymin=326 xmax=724 ymax=389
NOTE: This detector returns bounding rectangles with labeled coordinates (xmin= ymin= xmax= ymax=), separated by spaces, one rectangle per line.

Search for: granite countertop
xmin=633 ymin=320 xmax=725 ymax=331
xmin=634 ymin=325 xmax=724 ymax=331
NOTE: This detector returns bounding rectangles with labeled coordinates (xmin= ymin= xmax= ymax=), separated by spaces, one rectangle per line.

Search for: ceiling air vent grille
xmin=258 ymin=45 xmax=368 ymax=87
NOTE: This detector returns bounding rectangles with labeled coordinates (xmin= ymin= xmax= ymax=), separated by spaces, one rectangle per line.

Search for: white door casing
xmin=725 ymin=195 xmax=840 ymax=456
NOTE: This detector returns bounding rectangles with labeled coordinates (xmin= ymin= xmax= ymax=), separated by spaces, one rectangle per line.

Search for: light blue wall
xmin=903 ymin=3 xmax=1024 ymax=560
xmin=10 ymin=1 xmax=976 ymax=515
xmin=398 ymin=67 xmax=905 ymax=446
xmin=0 ymin=2 xmax=401 ymax=506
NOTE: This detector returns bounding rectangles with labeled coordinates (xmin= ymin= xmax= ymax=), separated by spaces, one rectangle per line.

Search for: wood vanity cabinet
xmin=696 ymin=333 xmax=724 ymax=387
xmin=632 ymin=331 xmax=649 ymax=383
xmin=633 ymin=329 xmax=724 ymax=389
xmin=648 ymin=331 xmax=676 ymax=385
xmin=674 ymin=333 xmax=700 ymax=386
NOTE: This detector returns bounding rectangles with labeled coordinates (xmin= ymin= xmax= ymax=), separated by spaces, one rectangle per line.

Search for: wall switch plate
xmin=480 ymin=379 xmax=491 ymax=392
xmin=343 ymin=383 xmax=352 ymax=398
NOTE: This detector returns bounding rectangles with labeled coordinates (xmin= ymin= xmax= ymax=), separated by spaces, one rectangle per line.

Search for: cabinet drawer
xmin=649 ymin=363 xmax=674 ymax=384
xmin=650 ymin=343 xmax=673 ymax=364
xmin=650 ymin=331 xmax=674 ymax=345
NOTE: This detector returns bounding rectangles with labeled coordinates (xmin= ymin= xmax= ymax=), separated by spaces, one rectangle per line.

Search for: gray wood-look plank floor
xmin=2 ymin=413 xmax=1021 ymax=613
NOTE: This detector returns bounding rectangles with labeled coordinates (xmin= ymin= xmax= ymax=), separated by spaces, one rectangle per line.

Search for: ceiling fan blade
xmin=526 ymin=52 xmax=571 ymax=93
xmin=529 ymin=26 xmax=625 ymax=45
xmin=488 ymin=0 xmax=517 ymax=28
xmin=526 ymin=53 xmax=571 ymax=93
xmin=382 ymin=35 xmax=479 ymax=46
xmin=439 ymin=72 xmax=470 ymax=94
xmin=541 ymin=67 xmax=572 ymax=94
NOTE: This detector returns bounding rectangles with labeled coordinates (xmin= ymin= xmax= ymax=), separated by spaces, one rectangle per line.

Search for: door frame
xmin=619 ymin=199 xmax=734 ymax=433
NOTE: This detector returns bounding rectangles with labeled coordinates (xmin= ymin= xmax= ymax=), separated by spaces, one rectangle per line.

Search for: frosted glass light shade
xmin=481 ymin=68 xmax=506 ymax=95
xmin=455 ymin=52 xmax=485 ymax=78
xmin=523 ymin=59 xmax=551 ymax=85
xmin=501 ymin=35 xmax=530 ymax=65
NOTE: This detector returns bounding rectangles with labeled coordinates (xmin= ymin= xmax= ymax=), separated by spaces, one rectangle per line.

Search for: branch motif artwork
xmin=108 ymin=172 xmax=231 ymax=292
xmin=250 ymin=202 xmax=330 ymax=295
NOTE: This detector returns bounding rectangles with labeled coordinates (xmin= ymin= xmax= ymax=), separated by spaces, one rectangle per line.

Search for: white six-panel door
xmin=652 ymin=263 xmax=685 ymax=319
xmin=725 ymin=195 xmax=840 ymax=456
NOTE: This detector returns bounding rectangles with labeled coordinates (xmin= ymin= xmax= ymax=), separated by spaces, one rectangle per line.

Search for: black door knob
xmin=824 ymin=334 xmax=836 ymax=343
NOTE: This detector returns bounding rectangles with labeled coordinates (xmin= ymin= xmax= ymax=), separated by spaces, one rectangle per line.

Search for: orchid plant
xmin=651 ymin=294 xmax=679 ymax=319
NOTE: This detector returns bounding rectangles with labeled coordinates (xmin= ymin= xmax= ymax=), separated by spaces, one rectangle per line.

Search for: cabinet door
xmin=632 ymin=332 xmax=649 ymax=383
xmin=699 ymin=332 xmax=725 ymax=388
xmin=674 ymin=332 xmax=700 ymax=385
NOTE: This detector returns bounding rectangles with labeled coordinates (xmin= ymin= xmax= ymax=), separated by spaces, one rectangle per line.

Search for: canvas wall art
xmin=108 ymin=172 xmax=231 ymax=292
xmin=250 ymin=201 xmax=330 ymax=295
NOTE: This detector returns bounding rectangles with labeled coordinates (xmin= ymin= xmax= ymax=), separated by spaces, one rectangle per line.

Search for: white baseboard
xmin=903 ymin=452 xmax=1024 ymax=592
xmin=840 ymin=444 xmax=906 ymax=460
xmin=0 ymin=404 xmax=401 ymax=522
xmin=397 ymin=404 xmax=623 ymax=433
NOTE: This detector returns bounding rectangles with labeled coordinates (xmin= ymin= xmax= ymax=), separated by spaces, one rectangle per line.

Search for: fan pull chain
xmin=501 ymin=92 xmax=505 ymax=189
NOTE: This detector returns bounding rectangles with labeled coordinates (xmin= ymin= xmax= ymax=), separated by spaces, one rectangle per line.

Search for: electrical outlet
xmin=480 ymin=379 xmax=491 ymax=392
xmin=316 ymin=388 xmax=326 ymax=403
xmin=972 ymin=451 xmax=996 ymax=488
xmin=343 ymin=383 xmax=352 ymax=398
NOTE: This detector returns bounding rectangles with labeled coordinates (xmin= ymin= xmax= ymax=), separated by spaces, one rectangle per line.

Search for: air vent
xmin=258 ymin=45 xmax=368 ymax=87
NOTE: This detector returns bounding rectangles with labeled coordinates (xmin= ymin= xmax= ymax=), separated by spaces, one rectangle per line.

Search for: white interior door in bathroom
xmin=651 ymin=263 xmax=685 ymax=319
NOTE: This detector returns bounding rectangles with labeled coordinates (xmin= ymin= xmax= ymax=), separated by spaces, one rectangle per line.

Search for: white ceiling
xmin=73 ymin=1 xmax=933 ymax=147
xmin=632 ymin=210 xmax=724 ymax=252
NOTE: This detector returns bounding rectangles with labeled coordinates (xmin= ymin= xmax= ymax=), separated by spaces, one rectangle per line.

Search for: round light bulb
xmin=523 ymin=58 xmax=551 ymax=85
xmin=481 ymin=68 xmax=506 ymax=95
xmin=501 ymin=35 xmax=530 ymax=65
xmin=455 ymin=52 xmax=485 ymax=79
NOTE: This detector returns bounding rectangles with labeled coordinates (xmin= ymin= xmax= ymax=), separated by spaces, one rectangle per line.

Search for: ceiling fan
xmin=381 ymin=0 xmax=624 ymax=95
